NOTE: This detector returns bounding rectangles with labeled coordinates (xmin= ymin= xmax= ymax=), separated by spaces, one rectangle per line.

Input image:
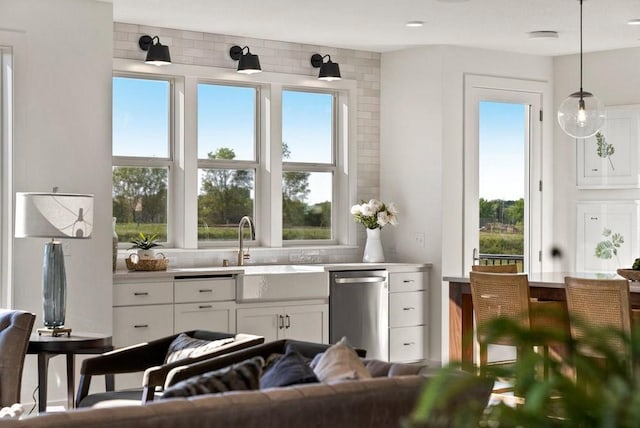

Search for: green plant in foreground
xmin=406 ymin=310 xmax=640 ymax=427
xmin=128 ymin=232 xmax=162 ymax=250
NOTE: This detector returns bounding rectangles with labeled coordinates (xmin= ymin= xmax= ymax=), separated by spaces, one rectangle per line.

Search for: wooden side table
xmin=27 ymin=332 xmax=113 ymax=413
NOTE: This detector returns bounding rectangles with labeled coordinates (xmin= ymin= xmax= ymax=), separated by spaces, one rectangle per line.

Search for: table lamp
xmin=15 ymin=191 xmax=94 ymax=336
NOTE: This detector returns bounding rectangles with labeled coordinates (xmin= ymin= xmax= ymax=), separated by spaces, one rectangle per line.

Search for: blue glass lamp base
xmin=42 ymin=241 xmax=67 ymax=328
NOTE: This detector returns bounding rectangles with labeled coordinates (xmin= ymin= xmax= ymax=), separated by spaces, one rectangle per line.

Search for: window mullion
xmin=182 ymin=76 xmax=199 ymax=248
xmin=262 ymin=84 xmax=282 ymax=247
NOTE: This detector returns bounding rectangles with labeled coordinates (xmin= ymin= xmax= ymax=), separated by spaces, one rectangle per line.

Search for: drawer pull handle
xmin=134 ymin=324 xmax=149 ymax=329
xmin=403 ymin=307 xmax=416 ymax=311
xmin=285 ymin=314 xmax=291 ymax=329
xmin=278 ymin=315 xmax=285 ymax=329
xmin=134 ymin=292 xmax=149 ymax=296
xmin=198 ymin=305 xmax=212 ymax=309
xmin=199 ymin=289 xmax=213 ymax=293
xmin=402 ymin=280 xmax=415 ymax=283
xmin=403 ymin=342 xmax=415 ymax=346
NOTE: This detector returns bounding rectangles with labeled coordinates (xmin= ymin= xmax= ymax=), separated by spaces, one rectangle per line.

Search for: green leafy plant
xmin=595 ymin=228 xmax=624 ymax=265
xmin=128 ymin=232 xmax=162 ymax=250
xmin=596 ymin=132 xmax=615 ymax=171
xmin=406 ymin=311 xmax=640 ymax=427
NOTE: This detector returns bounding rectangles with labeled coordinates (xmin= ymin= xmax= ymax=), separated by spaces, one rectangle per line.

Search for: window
xmin=282 ymin=90 xmax=335 ymax=241
xmin=197 ymin=83 xmax=257 ymax=242
xmin=112 ymin=76 xmax=171 ymax=243
xmin=112 ymin=60 xmax=354 ymax=250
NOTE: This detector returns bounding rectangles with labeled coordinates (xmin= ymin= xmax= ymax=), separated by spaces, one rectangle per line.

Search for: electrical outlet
xmin=414 ymin=233 xmax=425 ymax=248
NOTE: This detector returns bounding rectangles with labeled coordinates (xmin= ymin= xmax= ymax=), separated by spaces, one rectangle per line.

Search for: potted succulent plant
xmin=129 ymin=232 xmax=162 ymax=259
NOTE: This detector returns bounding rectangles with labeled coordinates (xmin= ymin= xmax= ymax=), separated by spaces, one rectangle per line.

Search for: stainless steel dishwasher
xmin=330 ymin=270 xmax=388 ymax=360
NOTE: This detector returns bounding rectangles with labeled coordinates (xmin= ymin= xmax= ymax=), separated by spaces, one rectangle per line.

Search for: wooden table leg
xmin=37 ymin=353 xmax=50 ymax=413
xmin=66 ymin=354 xmax=75 ymax=409
xmin=105 ymin=374 xmax=115 ymax=391
xmin=449 ymin=281 xmax=475 ymax=371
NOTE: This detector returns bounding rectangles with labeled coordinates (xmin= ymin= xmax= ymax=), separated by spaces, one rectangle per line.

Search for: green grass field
xmin=479 ymin=230 xmax=523 ymax=255
xmin=116 ymin=223 xmax=330 ymax=243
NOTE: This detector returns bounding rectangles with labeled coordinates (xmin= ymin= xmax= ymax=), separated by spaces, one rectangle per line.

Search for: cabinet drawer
xmin=175 ymin=277 xmax=235 ymax=303
xmin=389 ymin=291 xmax=424 ymax=327
xmin=114 ymin=280 xmax=173 ymax=306
xmin=389 ymin=272 xmax=424 ymax=293
xmin=113 ymin=305 xmax=174 ymax=348
xmin=389 ymin=325 xmax=425 ymax=362
xmin=174 ymin=301 xmax=235 ymax=333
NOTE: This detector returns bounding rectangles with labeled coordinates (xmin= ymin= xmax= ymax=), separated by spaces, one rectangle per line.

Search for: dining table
xmin=445 ymin=271 xmax=640 ymax=369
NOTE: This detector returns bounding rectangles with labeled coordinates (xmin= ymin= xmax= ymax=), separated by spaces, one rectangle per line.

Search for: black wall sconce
xmin=139 ymin=35 xmax=171 ymax=66
xmin=229 ymin=45 xmax=262 ymax=74
xmin=311 ymin=54 xmax=341 ymax=81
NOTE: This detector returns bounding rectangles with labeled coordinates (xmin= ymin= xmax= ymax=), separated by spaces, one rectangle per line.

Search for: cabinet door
xmin=284 ymin=304 xmax=328 ymax=344
xmin=236 ymin=307 xmax=283 ymax=343
xmin=113 ymin=305 xmax=174 ymax=348
xmin=174 ymin=301 xmax=235 ymax=334
xmin=112 ymin=305 xmax=174 ymax=390
xmin=389 ymin=291 xmax=424 ymax=328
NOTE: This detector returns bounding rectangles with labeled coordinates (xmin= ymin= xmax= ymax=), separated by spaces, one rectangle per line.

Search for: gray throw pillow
xmin=164 ymin=333 xmax=235 ymax=364
xmin=161 ymin=356 xmax=265 ymax=399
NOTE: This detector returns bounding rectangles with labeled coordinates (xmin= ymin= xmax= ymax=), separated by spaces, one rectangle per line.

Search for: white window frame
xmin=112 ymin=73 xmax=175 ymax=247
xmin=281 ymin=87 xmax=338 ymax=245
xmin=113 ymin=58 xmax=358 ymax=250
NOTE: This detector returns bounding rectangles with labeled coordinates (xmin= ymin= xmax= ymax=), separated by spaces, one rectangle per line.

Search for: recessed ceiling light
xmin=405 ymin=21 xmax=424 ymax=28
xmin=628 ymin=19 xmax=640 ymax=25
xmin=528 ymin=31 xmax=559 ymax=40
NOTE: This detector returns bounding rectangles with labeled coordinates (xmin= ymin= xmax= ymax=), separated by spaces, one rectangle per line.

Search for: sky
xmin=478 ymin=101 xmax=526 ymax=201
xmin=113 ymin=77 xmax=333 ymax=205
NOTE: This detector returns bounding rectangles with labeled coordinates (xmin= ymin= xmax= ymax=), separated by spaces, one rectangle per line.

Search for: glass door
xmin=463 ymin=77 xmax=543 ymax=274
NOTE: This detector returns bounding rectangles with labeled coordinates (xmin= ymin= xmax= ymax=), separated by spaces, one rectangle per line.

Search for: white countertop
xmin=114 ymin=262 xmax=430 ymax=281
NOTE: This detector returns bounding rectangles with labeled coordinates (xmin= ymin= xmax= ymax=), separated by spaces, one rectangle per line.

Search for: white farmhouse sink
xmin=237 ymin=264 xmax=328 ymax=302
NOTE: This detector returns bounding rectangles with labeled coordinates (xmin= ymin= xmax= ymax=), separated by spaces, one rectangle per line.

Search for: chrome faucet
xmin=237 ymin=216 xmax=256 ymax=266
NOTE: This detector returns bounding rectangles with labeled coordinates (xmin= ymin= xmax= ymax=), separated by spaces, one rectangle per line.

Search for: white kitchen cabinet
xmin=174 ymin=276 xmax=236 ymax=333
xmin=236 ymin=303 xmax=328 ymax=344
xmin=388 ymin=270 xmax=427 ymax=362
xmin=174 ymin=301 xmax=235 ymax=333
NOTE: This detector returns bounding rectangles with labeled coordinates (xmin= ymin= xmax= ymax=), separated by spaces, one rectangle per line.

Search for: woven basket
xmin=616 ymin=268 xmax=640 ymax=282
xmin=125 ymin=256 xmax=169 ymax=271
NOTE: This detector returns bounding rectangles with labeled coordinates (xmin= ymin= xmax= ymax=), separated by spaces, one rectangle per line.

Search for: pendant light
xmin=557 ymin=0 xmax=605 ymax=139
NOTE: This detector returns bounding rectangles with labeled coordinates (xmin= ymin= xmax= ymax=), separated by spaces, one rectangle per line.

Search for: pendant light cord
xmin=579 ymin=0 xmax=583 ymax=94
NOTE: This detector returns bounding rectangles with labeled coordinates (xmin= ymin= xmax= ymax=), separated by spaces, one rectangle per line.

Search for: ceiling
xmin=112 ymin=0 xmax=640 ymax=56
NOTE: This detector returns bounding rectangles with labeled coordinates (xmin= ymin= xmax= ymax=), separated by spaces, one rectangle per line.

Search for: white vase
xmin=137 ymin=249 xmax=155 ymax=260
xmin=363 ymin=228 xmax=385 ymax=263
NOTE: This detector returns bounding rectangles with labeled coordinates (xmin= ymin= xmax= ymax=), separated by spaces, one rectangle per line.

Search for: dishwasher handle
xmin=334 ymin=276 xmax=386 ymax=284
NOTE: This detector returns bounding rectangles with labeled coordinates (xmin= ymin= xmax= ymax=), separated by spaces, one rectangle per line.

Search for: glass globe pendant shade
xmin=557 ymin=91 xmax=606 ymax=139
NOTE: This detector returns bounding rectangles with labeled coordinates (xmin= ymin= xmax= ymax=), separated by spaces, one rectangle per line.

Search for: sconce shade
xmin=139 ymin=35 xmax=171 ymax=66
xmin=311 ymin=53 xmax=341 ymax=81
xmin=557 ymin=90 xmax=605 ymax=139
xmin=15 ymin=192 xmax=94 ymax=239
xmin=230 ymin=45 xmax=262 ymax=74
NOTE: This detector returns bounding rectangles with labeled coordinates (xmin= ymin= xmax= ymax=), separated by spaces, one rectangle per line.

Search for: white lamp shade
xmin=557 ymin=91 xmax=606 ymax=139
xmin=15 ymin=192 xmax=94 ymax=239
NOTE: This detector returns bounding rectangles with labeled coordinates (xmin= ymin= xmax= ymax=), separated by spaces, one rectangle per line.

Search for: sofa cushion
xmin=363 ymin=359 xmax=427 ymax=377
xmin=260 ymin=348 xmax=318 ymax=389
xmin=160 ymin=356 xmax=264 ymax=399
xmin=312 ymin=337 xmax=372 ymax=382
xmin=164 ymin=333 xmax=235 ymax=364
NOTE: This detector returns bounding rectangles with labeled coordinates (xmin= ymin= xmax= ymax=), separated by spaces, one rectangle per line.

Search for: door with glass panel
xmin=463 ymin=76 xmax=543 ymax=274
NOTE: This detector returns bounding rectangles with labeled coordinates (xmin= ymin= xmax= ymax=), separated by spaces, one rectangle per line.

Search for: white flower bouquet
xmin=350 ymin=199 xmax=399 ymax=230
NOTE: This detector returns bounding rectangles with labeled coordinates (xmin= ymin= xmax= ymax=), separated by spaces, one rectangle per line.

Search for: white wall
xmin=381 ymin=46 xmax=554 ymax=364
xmin=553 ymin=47 xmax=640 ymax=272
xmin=0 ymin=0 xmax=113 ymax=406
